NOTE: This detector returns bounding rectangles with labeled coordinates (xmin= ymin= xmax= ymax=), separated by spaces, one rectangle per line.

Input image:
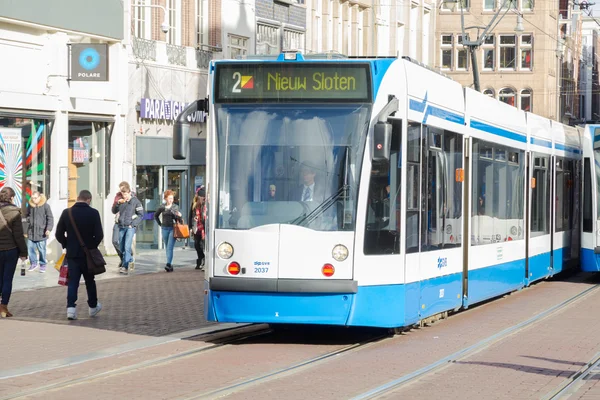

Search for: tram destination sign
xmin=215 ymin=63 xmax=371 ymax=103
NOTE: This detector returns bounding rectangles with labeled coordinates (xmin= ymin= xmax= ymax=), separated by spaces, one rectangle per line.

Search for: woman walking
xmin=0 ymin=187 xmax=28 ymax=318
xmin=154 ymin=190 xmax=183 ymax=272
xmin=189 ymin=186 xmax=206 ymax=270
xmin=26 ymin=191 xmax=54 ymax=273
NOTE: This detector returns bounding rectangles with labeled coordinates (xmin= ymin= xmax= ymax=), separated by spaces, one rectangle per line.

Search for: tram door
xmin=527 ymin=153 xmax=552 ymax=283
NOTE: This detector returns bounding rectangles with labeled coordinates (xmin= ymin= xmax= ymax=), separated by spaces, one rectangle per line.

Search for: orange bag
xmin=174 ymin=222 xmax=190 ymax=239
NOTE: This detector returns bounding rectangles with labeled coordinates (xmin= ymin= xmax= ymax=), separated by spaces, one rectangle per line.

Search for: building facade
xmin=0 ymin=0 xmax=125 ymax=259
xmin=304 ymin=0 xmax=435 ymax=62
xmin=127 ymin=0 xmax=217 ymax=250
xmin=436 ymin=0 xmax=565 ymax=120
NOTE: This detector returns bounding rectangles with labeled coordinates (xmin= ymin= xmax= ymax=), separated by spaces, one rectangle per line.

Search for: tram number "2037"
xmin=253 ymin=261 xmax=270 ymax=274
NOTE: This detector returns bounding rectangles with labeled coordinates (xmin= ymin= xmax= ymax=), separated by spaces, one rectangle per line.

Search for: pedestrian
xmin=154 ymin=190 xmax=183 ymax=272
xmin=112 ymin=185 xmax=143 ymax=274
xmin=189 ymin=186 xmax=205 ymax=270
xmin=26 ymin=191 xmax=54 ymax=273
xmin=111 ymin=181 xmax=133 ymax=268
xmin=55 ymin=190 xmax=104 ymax=320
xmin=0 ymin=187 xmax=28 ymax=318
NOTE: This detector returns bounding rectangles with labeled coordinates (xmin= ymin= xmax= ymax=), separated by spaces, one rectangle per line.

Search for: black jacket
xmin=112 ymin=196 xmax=144 ymax=228
xmin=155 ymin=204 xmax=183 ymax=228
xmin=26 ymin=194 xmax=54 ymax=241
xmin=55 ymin=202 xmax=104 ymax=260
xmin=0 ymin=203 xmax=27 ymax=257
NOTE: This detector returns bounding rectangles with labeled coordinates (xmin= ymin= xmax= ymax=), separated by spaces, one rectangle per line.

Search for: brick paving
xmin=7 ymin=267 xmax=211 ymax=337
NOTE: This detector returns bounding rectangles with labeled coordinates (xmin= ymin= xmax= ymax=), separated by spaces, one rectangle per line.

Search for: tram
xmin=174 ymin=51 xmax=589 ymax=328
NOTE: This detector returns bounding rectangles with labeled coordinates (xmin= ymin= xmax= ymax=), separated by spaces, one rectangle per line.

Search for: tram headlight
xmin=332 ymin=244 xmax=349 ymax=262
xmin=217 ymin=242 xmax=234 ymax=259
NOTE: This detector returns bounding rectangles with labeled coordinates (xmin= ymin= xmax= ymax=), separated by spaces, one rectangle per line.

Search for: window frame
xmin=499 ymin=87 xmax=516 ymax=107
xmin=441 ymin=34 xmax=453 ymax=70
xmin=482 ymin=35 xmax=495 ymax=71
xmin=227 ymin=34 xmax=249 ymax=58
xmin=499 ymin=34 xmax=517 ymax=70
xmin=520 ymin=89 xmax=532 ymax=112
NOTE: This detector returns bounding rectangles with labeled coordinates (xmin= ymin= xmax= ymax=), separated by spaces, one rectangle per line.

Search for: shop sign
xmin=69 ymin=44 xmax=109 ymax=81
xmin=139 ymin=98 xmax=206 ymax=123
xmin=72 ymin=137 xmax=90 ymax=164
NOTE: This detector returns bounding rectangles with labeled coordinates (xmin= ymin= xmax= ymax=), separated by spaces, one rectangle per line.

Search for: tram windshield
xmin=215 ymin=105 xmax=371 ymax=231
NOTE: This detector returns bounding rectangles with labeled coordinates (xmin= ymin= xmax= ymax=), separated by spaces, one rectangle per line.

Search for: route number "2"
xmin=232 ymin=72 xmax=241 ymax=93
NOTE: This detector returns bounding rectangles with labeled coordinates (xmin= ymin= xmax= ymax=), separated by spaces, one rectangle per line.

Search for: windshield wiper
xmin=292 ymin=185 xmax=349 ymax=227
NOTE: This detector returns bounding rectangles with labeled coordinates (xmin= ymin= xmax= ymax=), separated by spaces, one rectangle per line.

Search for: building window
xmin=257 ymin=23 xmax=280 ymax=55
xmin=456 ymin=35 xmax=469 ymax=70
xmin=166 ymin=0 xmax=180 ymax=45
xmin=520 ymin=89 xmax=532 ymax=111
xmin=0 ymin=117 xmax=52 ymax=211
xmin=484 ymin=0 xmax=495 ymax=10
xmin=442 ymin=0 xmax=469 ymax=10
xmin=499 ymin=88 xmax=516 ymax=107
xmin=284 ymin=29 xmax=305 ymax=52
xmin=133 ymin=0 xmax=150 ymax=39
xmin=482 ymin=35 xmax=495 ymax=70
xmin=522 ymin=0 xmax=534 ymax=10
xmin=520 ymin=34 xmax=533 ymax=70
xmin=441 ymin=34 xmax=453 ymax=70
xmin=228 ymin=34 xmax=248 ymax=58
xmin=483 ymin=88 xmax=495 ymax=97
xmin=196 ymin=0 xmax=208 ymax=47
xmin=499 ymin=35 xmax=516 ymax=69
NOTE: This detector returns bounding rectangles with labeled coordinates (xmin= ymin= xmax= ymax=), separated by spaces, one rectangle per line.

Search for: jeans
xmin=27 ymin=240 xmax=47 ymax=266
xmin=162 ymin=227 xmax=175 ymax=265
xmin=112 ymin=224 xmax=122 ymax=260
xmin=0 ymin=248 xmax=19 ymax=305
xmin=118 ymin=227 xmax=135 ymax=269
xmin=67 ymin=257 xmax=97 ymax=308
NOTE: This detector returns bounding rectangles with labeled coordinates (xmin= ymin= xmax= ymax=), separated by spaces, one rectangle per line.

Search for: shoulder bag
xmin=67 ymin=208 xmax=106 ymax=275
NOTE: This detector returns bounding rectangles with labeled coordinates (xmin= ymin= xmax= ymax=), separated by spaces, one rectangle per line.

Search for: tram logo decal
xmin=437 ymin=257 xmax=448 ymax=269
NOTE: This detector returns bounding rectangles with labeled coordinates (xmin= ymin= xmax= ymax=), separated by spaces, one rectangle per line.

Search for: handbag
xmin=58 ymin=261 xmax=68 ymax=286
xmin=67 ymin=208 xmax=106 ymax=275
xmin=174 ymin=222 xmax=190 ymax=239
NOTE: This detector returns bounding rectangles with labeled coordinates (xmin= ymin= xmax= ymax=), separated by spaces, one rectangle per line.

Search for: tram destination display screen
xmin=215 ymin=63 xmax=371 ymax=103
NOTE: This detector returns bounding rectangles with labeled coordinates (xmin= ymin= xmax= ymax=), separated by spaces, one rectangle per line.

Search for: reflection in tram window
xmin=531 ymin=154 xmax=550 ymax=237
xmin=557 ymin=158 xmax=577 ymax=233
xmin=364 ymin=120 xmax=402 ymax=255
xmin=583 ymin=158 xmax=593 ymax=233
xmin=215 ymin=105 xmax=370 ymax=231
xmin=471 ymin=140 xmax=525 ymax=245
xmin=421 ymin=127 xmax=463 ymax=252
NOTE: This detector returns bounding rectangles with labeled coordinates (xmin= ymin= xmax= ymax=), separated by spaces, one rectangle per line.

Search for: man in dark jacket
xmin=26 ymin=191 xmax=54 ymax=273
xmin=55 ymin=190 xmax=103 ymax=321
xmin=111 ymin=181 xmax=135 ymax=268
xmin=112 ymin=185 xmax=143 ymax=274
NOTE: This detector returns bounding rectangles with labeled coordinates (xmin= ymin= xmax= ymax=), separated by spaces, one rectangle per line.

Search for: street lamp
xmin=131 ymin=3 xmax=169 ymax=34
xmin=443 ymin=0 xmax=524 ymax=91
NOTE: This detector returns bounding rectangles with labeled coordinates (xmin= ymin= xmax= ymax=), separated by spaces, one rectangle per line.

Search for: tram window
xmin=406 ymin=123 xmax=421 ymax=254
xmin=531 ymin=154 xmax=550 ymax=236
xmin=471 ymin=139 xmax=525 ymax=245
xmin=421 ymin=127 xmax=463 ymax=252
xmin=555 ymin=157 xmax=565 ymax=232
xmin=364 ymin=119 xmax=402 ymax=255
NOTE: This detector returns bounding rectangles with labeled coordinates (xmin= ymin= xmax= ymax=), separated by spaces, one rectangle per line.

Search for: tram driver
xmin=294 ymin=162 xmax=326 ymax=203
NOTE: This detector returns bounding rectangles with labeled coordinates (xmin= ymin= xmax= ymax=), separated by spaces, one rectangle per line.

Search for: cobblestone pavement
xmin=7 ymin=249 xmax=212 ymax=337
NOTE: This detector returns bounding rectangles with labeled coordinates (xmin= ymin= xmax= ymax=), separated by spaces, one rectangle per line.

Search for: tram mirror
xmin=173 ymin=99 xmax=207 ymax=160
xmin=373 ymin=122 xmax=392 ymax=161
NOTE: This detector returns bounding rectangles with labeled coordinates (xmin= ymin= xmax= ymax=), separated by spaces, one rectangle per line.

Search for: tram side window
xmin=531 ymin=155 xmax=550 ymax=237
xmin=406 ymin=123 xmax=421 ymax=254
xmin=364 ymin=120 xmax=402 ymax=255
xmin=561 ymin=159 xmax=576 ymax=232
xmin=471 ymin=139 xmax=525 ymax=245
xmin=421 ymin=127 xmax=463 ymax=252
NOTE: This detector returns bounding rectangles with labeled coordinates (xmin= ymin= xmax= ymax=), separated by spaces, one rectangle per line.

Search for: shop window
xmin=441 ymin=35 xmax=453 ymax=70
xmin=499 ymin=35 xmax=516 ymax=69
xmin=483 ymin=88 xmax=495 ymax=98
xmin=520 ymin=34 xmax=533 ymax=70
xmin=499 ymin=88 xmax=516 ymax=107
xmin=136 ymin=166 xmax=162 ymax=249
xmin=0 ymin=117 xmax=52 ymax=212
xmin=520 ymin=89 xmax=532 ymax=112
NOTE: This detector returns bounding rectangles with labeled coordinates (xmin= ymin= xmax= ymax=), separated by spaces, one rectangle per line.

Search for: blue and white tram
xmin=174 ymin=52 xmax=585 ymax=329
xmin=581 ymin=125 xmax=600 ymax=271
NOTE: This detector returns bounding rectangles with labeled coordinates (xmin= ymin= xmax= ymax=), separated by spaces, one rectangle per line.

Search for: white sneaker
xmin=89 ymin=302 xmax=102 ymax=317
xmin=67 ymin=307 xmax=78 ymax=320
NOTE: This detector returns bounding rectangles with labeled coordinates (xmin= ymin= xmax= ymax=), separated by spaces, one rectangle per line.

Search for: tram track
xmin=0 ymin=324 xmax=273 ymax=400
xmin=350 ymin=282 xmax=600 ymax=400
xmin=542 ymin=352 xmax=600 ymax=400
